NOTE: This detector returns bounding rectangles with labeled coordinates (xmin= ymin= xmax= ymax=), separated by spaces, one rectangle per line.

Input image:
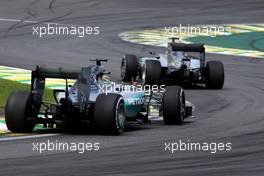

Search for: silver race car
xmin=5 ymin=59 xmax=194 ymax=135
xmin=121 ymin=38 xmax=225 ymax=89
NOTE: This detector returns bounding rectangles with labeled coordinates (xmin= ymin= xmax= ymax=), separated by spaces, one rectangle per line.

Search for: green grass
xmin=0 ymin=78 xmax=54 ymax=111
xmin=186 ymin=32 xmax=264 ymax=51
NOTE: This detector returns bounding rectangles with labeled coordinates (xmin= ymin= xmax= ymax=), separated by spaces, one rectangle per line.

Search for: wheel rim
xmin=179 ymin=89 xmax=186 ymax=122
xmin=116 ymin=100 xmax=126 ymax=132
xmin=25 ymin=98 xmax=37 ymax=129
xmin=141 ymin=64 xmax=146 ymax=85
xmin=121 ymin=59 xmax=126 ymax=80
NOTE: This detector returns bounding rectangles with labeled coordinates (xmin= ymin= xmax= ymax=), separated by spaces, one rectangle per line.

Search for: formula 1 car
xmin=121 ymin=38 xmax=225 ymax=89
xmin=5 ymin=59 xmax=194 ymax=135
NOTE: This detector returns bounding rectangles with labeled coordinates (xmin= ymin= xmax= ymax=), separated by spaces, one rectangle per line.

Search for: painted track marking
xmin=0 ymin=134 xmax=60 ymax=142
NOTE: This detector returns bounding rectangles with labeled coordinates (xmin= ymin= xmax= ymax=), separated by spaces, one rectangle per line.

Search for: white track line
xmin=0 ymin=17 xmax=37 ymax=23
xmin=0 ymin=134 xmax=60 ymax=142
xmin=0 ymin=17 xmax=81 ymax=27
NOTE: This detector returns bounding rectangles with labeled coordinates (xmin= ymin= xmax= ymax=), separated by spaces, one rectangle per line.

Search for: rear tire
xmin=5 ymin=91 xmax=36 ymax=132
xmin=121 ymin=54 xmax=138 ymax=82
xmin=142 ymin=60 xmax=161 ymax=85
xmin=162 ymin=86 xmax=185 ymax=125
xmin=205 ymin=61 xmax=225 ymax=89
xmin=94 ymin=93 xmax=126 ymax=135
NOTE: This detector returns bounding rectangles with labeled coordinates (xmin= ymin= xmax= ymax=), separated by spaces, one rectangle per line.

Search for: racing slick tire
xmin=205 ymin=61 xmax=225 ymax=89
xmin=142 ymin=60 xmax=161 ymax=85
xmin=5 ymin=91 xmax=36 ymax=132
xmin=94 ymin=93 xmax=126 ymax=135
xmin=162 ymin=86 xmax=185 ymax=125
xmin=121 ymin=54 xmax=138 ymax=82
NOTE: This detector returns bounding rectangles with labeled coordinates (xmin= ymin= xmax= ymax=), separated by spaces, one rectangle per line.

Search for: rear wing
xmin=31 ymin=66 xmax=91 ymax=112
xmin=170 ymin=43 xmax=205 ymax=52
xmin=169 ymin=42 xmax=206 ymax=74
xmin=33 ymin=66 xmax=82 ymax=79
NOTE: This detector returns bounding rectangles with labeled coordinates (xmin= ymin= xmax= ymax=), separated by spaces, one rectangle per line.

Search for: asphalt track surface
xmin=0 ymin=0 xmax=264 ymax=175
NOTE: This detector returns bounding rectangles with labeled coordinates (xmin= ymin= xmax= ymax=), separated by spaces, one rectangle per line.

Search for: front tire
xmin=94 ymin=94 xmax=126 ymax=135
xmin=142 ymin=60 xmax=161 ymax=85
xmin=205 ymin=61 xmax=225 ymax=89
xmin=121 ymin=54 xmax=138 ymax=82
xmin=5 ymin=91 xmax=37 ymax=132
xmin=162 ymin=86 xmax=185 ymax=125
